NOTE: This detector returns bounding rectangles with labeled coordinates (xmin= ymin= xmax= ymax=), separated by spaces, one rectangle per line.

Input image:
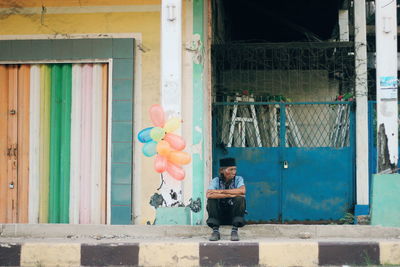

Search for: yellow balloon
xmin=150 ymin=127 xmax=166 ymax=141
xmin=164 ymin=117 xmax=181 ymax=133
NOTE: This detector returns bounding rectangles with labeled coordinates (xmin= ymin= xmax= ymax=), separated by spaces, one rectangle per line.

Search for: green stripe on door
xmin=49 ymin=64 xmax=72 ymax=223
xmin=60 ymin=64 xmax=72 ymax=223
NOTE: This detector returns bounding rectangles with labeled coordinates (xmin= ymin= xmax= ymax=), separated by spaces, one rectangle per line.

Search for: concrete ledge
xmin=1 ymin=241 xmax=400 ymax=266
xmin=2 ymin=224 xmax=400 ymax=239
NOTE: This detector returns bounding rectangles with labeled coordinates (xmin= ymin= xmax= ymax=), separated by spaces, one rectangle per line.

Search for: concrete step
xmin=1 ymin=223 xmax=400 ymax=239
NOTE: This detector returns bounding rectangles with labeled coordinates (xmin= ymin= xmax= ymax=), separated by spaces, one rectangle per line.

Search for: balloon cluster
xmin=137 ymin=104 xmax=191 ymax=180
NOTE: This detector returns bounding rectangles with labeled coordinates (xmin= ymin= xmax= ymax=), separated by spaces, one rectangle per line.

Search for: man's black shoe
xmin=209 ymin=231 xmax=220 ymax=241
xmin=231 ymin=230 xmax=239 ymax=241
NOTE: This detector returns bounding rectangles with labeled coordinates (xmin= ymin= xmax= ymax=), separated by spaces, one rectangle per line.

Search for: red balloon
xmin=168 ymin=151 xmax=191 ymax=165
xmin=164 ymin=133 xmax=186 ymax=151
xmin=154 ymin=155 xmax=167 ymax=173
xmin=166 ymin=162 xmax=185 ymax=180
xmin=149 ymin=104 xmax=165 ymax=127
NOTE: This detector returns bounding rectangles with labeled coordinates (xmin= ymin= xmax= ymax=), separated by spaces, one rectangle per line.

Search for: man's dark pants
xmin=206 ymin=197 xmax=246 ymax=228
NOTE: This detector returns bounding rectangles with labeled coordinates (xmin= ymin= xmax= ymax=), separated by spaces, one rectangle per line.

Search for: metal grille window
xmin=212 ymin=42 xmax=355 ymax=102
xmin=213 ymin=102 xmax=353 ymax=148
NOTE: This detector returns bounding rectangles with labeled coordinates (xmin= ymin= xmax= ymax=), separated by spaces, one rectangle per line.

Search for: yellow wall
xmin=0 ymin=0 xmax=164 ymax=224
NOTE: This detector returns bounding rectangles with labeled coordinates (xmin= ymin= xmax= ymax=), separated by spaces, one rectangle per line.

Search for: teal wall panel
xmin=72 ymin=39 xmax=93 ymax=59
xmin=52 ymin=39 xmax=73 ymax=60
xmin=112 ymin=59 xmax=134 ymax=79
xmin=113 ymin=79 xmax=133 ymax=99
xmin=111 ymin=184 xmax=132 ymax=205
xmin=112 ymin=122 xmax=133 ymax=142
xmin=111 ymin=164 xmax=132 ymax=184
xmin=31 ymin=40 xmax=51 ymax=60
xmin=371 ymin=174 xmax=400 ymax=227
xmin=113 ymin=38 xmax=134 ymax=59
xmin=112 ymin=143 xmax=132 ymax=163
xmin=112 ymin=101 xmax=133 ymax=121
xmin=92 ymin=39 xmax=113 ymax=58
xmin=111 ymin=206 xmax=132 ymax=225
xmin=0 ymin=40 xmax=12 ymax=60
xmin=0 ymin=38 xmax=135 ymax=225
xmin=12 ymin=40 xmax=32 ymax=60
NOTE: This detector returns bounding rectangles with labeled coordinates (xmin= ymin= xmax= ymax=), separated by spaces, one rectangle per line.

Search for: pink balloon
xmin=168 ymin=151 xmax=191 ymax=165
xmin=149 ymin=104 xmax=165 ymax=127
xmin=164 ymin=133 xmax=186 ymax=151
xmin=166 ymin=162 xmax=185 ymax=180
xmin=154 ymin=155 xmax=167 ymax=173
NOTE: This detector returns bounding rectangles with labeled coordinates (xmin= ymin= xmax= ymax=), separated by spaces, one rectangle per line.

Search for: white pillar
xmin=161 ymin=0 xmax=183 ymax=205
xmin=354 ymin=0 xmax=369 ymax=205
xmin=375 ymin=0 xmax=398 ymax=172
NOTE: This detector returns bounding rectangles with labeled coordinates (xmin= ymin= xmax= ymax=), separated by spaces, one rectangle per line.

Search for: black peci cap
xmin=219 ymin=157 xmax=236 ymax=167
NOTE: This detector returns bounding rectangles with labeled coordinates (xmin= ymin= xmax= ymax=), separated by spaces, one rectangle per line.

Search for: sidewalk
xmin=1 ymin=224 xmax=400 ymax=266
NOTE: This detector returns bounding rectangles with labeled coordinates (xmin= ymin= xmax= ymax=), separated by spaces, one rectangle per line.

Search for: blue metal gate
xmin=212 ymin=101 xmax=355 ymax=223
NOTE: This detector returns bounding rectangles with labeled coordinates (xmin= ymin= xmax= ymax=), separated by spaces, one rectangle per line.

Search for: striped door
xmin=0 ymin=63 xmax=109 ymax=224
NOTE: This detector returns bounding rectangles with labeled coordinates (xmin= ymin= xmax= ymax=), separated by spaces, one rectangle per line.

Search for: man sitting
xmin=206 ymin=157 xmax=246 ymax=241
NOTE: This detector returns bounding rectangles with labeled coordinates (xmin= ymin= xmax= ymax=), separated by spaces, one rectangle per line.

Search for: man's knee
xmin=232 ymin=197 xmax=246 ymax=207
xmin=207 ymin=199 xmax=219 ymax=210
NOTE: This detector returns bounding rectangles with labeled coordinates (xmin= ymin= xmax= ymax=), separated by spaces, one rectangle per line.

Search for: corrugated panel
xmin=59 ymin=64 xmax=72 ymax=223
xmin=0 ymin=65 xmax=9 ymax=222
xmin=80 ymin=64 xmax=93 ymax=224
xmin=8 ymin=66 xmax=18 ymax=222
xmin=69 ymin=64 xmax=82 ymax=224
xmin=39 ymin=65 xmax=51 ymax=223
xmin=91 ymin=64 xmax=103 ymax=224
xmin=48 ymin=64 xmax=72 ymax=223
xmin=29 ymin=65 xmax=40 ymax=223
xmin=17 ymin=64 xmax=31 ymax=223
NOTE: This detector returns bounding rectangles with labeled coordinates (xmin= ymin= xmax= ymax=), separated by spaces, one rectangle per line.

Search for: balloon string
xmin=157 ymin=173 xmax=165 ymax=190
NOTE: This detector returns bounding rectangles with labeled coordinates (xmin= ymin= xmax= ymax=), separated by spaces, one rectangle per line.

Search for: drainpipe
xmin=354 ymin=0 xmax=370 ymax=218
xmin=161 ymin=0 xmax=183 ymax=205
xmin=375 ymin=0 xmax=398 ymax=173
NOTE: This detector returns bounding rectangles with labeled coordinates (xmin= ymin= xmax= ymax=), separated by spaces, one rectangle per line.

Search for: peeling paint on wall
xmin=149 ymin=193 xmax=165 ymax=209
xmin=187 ymin=197 xmax=201 ymax=213
xmin=191 ymin=126 xmax=203 ymax=159
xmin=377 ymin=123 xmax=396 ymax=172
xmin=288 ymin=194 xmax=342 ymax=211
xmin=185 ymin=33 xmax=203 ymax=64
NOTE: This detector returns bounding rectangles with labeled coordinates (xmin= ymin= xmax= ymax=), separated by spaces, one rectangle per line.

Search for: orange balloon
xmin=164 ymin=133 xmax=186 ymax=151
xmin=156 ymin=140 xmax=171 ymax=157
xmin=166 ymin=162 xmax=185 ymax=180
xmin=168 ymin=151 xmax=191 ymax=165
xmin=149 ymin=104 xmax=165 ymax=127
xmin=154 ymin=155 xmax=167 ymax=173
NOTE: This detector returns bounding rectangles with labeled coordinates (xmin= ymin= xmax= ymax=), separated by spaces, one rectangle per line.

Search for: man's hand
xmin=206 ymin=186 xmax=246 ymax=199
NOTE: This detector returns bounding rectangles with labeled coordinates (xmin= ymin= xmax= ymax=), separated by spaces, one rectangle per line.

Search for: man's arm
xmin=206 ymin=186 xmax=246 ymax=199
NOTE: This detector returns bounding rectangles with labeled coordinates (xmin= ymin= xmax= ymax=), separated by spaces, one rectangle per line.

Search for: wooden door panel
xmin=7 ymin=65 xmax=18 ymax=223
xmin=17 ymin=65 xmax=30 ymax=223
xmin=0 ymin=65 xmax=9 ymax=222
